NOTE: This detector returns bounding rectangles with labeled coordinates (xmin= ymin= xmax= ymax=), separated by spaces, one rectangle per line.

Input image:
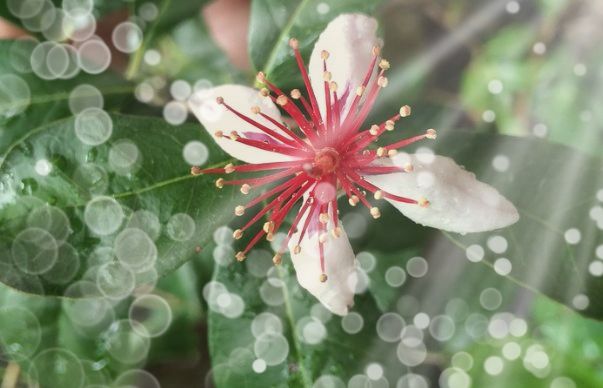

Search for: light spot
xmin=484 ymin=356 xmax=504 ymax=375
xmin=589 ymin=261 xmax=603 ymax=277
xmin=451 ymin=352 xmax=473 ymax=371
xmin=573 ymin=63 xmax=587 ymax=77
xmin=488 ymin=79 xmax=504 ymax=95
xmin=487 ymin=235 xmax=508 ymax=254
xmin=75 ymin=108 xmax=113 ymax=146
xmin=34 ymin=159 xmax=52 ymax=176
xmin=78 ymin=39 xmax=112 ymax=74
xmin=170 ymin=80 xmax=192 ymax=101
xmin=84 ymin=196 xmax=124 ymax=236
xmin=365 ymin=363 xmax=383 ymax=380
xmin=406 ymin=256 xmax=428 ymax=278
xmin=480 ymin=288 xmax=502 ymax=310
xmin=183 ymin=141 xmax=209 ymax=166
xmin=316 ymin=2 xmax=330 ymax=14
xmin=376 ymin=313 xmax=404 ymax=343
xmin=572 ymin=294 xmax=589 ymax=310
xmin=253 ymin=332 xmax=289 ymax=366
xmin=466 ymin=244 xmax=484 ymax=262
xmin=163 ymin=101 xmax=188 ymax=125
xmin=494 ymin=258 xmax=512 ymax=275
xmin=69 ymin=84 xmax=103 ymax=114
xmin=502 ymin=342 xmax=521 ymax=360
xmin=144 ymin=49 xmax=161 ymax=66
xmin=506 ymin=1 xmax=520 ymax=14
xmin=385 ymin=266 xmax=406 ymax=287
xmin=492 ymin=155 xmax=510 ymax=172
xmin=482 ymin=110 xmax=496 ymax=123
xmin=533 ymin=42 xmax=546 ymax=55
xmin=533 ymin=123 xmax=548 ymax=138
xmin=112 ymin=22 xmax=143 ymax=54
xmin=167 ymin=213 xmax=196 ymax=241
xmin=341 ymin=312 xmax=364 ymax=334
xmin=564 ymin=228 xmax=581 ymax=245
xmin=252 ymin=358 xmax=266 ymax=373
xmin=429 ymin=315 xmax=455 ymax=341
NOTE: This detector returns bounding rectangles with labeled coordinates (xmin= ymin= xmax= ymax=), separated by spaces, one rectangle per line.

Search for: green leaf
xmin=0 ymin=265 xmax=205 ymax=387
xmin=0 ymin=40 xmax=131 ymax=153
xmin=206 ymin=253 xmax=403 ymax=387
xmin=0 ymin=113 xmax=241 ymax=296
xmin=368 ymin=131 xmax=603 ymax=320
xmin=248 ymin=0 xmax=384 ymax=88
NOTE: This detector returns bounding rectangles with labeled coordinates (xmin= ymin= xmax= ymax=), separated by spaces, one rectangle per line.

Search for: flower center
xmin=312 ymin=147 xmax=340 ymax=177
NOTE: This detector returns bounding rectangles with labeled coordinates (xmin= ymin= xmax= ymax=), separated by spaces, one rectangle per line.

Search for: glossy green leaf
xmin=0 ymin=264 xmax=204 ymax=387
xmin=248 ymin=0 xmax=384 ymax=88
xmin=0 ymin=112 xmax=241 ymax=296
xmin=207 ymin=251 xmax=409 ymax=387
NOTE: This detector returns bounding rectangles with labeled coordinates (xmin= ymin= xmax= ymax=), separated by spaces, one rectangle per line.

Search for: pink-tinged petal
xmin=309 ymin=14 xmax=381 ymax=119
xmin=288 ymin=216 xmax=357 ymax=316
xmin=363 ymin=154 xmax=519 ymax=233
xmin=188 ymin=84 xmax=293 ymax=164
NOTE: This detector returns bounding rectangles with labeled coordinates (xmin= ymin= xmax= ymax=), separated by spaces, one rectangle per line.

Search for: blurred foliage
xmin=0 ymin=0 xmax=603 ymax=387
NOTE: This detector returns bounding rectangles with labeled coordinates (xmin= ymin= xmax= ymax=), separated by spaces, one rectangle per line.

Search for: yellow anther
xmin=388 ymin=149 xmax=398 ymax=157
xmin=319 ymin=273 xmax=328 ymax=283
xmin=191 ymin=166 xmax=202 ymax=176
xmin=400 ymin=105 xmax=412 ymax=117
xmin=290 ymin=89 xmax=301 ymax=99
xmin=374 ymin=190 xmax=383 ymax=200
xmin=266 ymin=233 xmax=274 ymax=242
xmin=372 ymin=46 xmax=381 ymax=56
xmin=216 ymin=96 xmax=224 ymax=104
xmin=319 ymin=213 xmax=329 ymax=224
xmin=418 ymin=197 xmax=430 ymax=208
xmin=379 ymin=59 xmax=390 ymax=70
xmin=256 ymin=72 xmax=266 ymax=83
xmin=385 ymin=120 xmax=395 ymax=131
xmin=321 ymin=50 xmax=330 ymax=60
xmin=273 ymin=253 xmax=282 ymax=265
xmin=349 ymin=195 xmax=359 ymax=206
xmin=369 ymin=125 xmax=380 ymax=136
xmin=234 ymin=205 xmax=245 ymax=216
xmin=377 ymin=76 xmax=389 ymax=88
xmin=356 ymin=86 xmax=365 ymax=96
xmin=370 ymin=207 xmax=381 ymax=219
xmin=229 ymin=131 xmax=239 ymax=140
xmin=276 ymin=95 xmax=288 ymax=106
xmin=240 ymin=184 xmax=251 ymax=195
xmin=403 ymin=163 xmax=414 ymax=172
xmin=235 ymin=252 xmax=246 ymax=262
xmin=289 ymin=38 xmax=299 ymax=49
xmin=319 ymin=232 xmax=328 ymax=243
xmin=215 ymin=178 xmax=224 ymax=189
xmin=293 ymin=245 xmax=301 ymax=254
xmin=329 ymin=81 xmax=338 ymax=92
xmin=323 ymin=71 xmax=332 ymax=82
xmin=426 ymin=128 xmax=437 ymax=139
xmin=377 ymin=147 xmax=386 ymax=157
xmin=331 ymin=227 xmax=342 ymax=238
xmin=263 ymin=221 xmax=275 ymax=234
xmin=233 ymin=229 xmax=243 ymax=239
xmin=214 ymin=130 xmax=224 ymax=138
xmin=224 ymin=163 xmax=235 ymax=174
xmin=259 ymin=88 xmax=270 ymax=97
xmin=251 ymin=106 xmax=261 ymax=114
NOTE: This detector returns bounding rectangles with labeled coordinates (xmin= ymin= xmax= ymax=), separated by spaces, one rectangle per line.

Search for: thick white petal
xmin=308 ymin=14 xmax=381 ymax=119
xmin=363 ymin=154 xmax=519 ymax=233
xmin=288 ymin=216 xmax=357 ymax=316
xmin=188 ymin=84 xmax=293 ymax=164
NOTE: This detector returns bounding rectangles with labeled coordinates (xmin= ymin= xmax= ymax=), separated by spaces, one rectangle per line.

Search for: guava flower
xmin=189 ymin=14 xmax=519 ymax=315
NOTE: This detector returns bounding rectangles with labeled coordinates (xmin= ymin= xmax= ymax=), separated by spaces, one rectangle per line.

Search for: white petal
xmin=288 ymin=215 xmax=357 ymax=316
xmin=363 ymin=154 xmax=519 ymax=233
xmin=308 ymin=14 xmax=381 ymax=119
xmin=188 ymin=84 xmax=293 ymax=164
